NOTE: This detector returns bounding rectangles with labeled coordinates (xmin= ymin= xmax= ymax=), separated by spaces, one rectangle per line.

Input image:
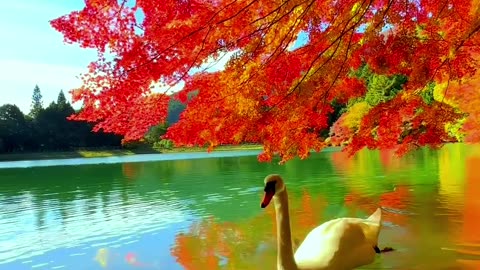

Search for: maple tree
xmin=51 ymin=0 xmax=480 ymax=163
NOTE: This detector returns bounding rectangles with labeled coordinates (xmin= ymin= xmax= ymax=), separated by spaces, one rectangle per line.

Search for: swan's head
xmin=260 ymin=174 xmax=285 ymax=208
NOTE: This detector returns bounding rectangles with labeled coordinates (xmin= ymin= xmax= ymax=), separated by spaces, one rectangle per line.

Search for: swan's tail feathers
xmin=367 ymin=208 xmax=382 ymax=225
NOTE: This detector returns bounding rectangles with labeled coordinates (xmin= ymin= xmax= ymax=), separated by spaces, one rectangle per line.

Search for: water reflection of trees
xmin=170 ymin=190 xmax=332 ymax=269
xmin=3 ymin=145 xmax=480 ymax=267
xmin=331 ymin=144 xmax=480 ymax=268
xmin=0 ymin=164 xmax=123 ymax=230
xmin=344 ymin=185 xmax=412 ymax=227
xmin=331 ymin=148 xmax=443 ymax=197
xmin=0 ymin=163 xmax=175 ymax=249
xmin=169 ymin=145 xmax=480 ymax=269
xmin=0 ymin=163 xmax=191 ymax=264
xmin=454 ymin=146 xmax=480 ymax=268
xmin=1 ymin=155 xmax=283 ymax=234
xmin=436 ymin=144 xmax=480 ymax=242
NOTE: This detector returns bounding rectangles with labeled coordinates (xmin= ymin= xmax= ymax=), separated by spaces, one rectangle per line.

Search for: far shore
xmin=0 ymin=144 xmax=264 ymax=162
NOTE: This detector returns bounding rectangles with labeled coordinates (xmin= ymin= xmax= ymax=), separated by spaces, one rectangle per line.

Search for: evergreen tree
xmin=57 ymin=90 xmax=67 ymax=105
xmin=29 ymin=85 xmax=43 ymax=118
xmin=0 ymin=104 xmax=28 ymax=152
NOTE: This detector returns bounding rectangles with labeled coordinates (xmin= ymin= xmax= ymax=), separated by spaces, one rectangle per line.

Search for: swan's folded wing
xmin=293 ymin=219 xmax=346 ymax=269
xmin=294 ymin=218 xmax=379 ymax=269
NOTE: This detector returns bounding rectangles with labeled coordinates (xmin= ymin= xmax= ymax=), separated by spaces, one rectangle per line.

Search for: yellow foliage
xmin=415 ymin=25 xmax=428 ymax=41
xmin=433 ymin=82 xmax=459 ymax=108
xmin=263 ymin=5 xmax=304 ymax=53
xmin=445 ymin=116 xmax=467 ymax=142
xmin=351 ymin=2 xmax=361 ymax=15
xmin=293 ymin=5 xmax=304 ymax=15
xmin=343 ymin=101 xmax=371 ymax=129
xmin=239 ymin=61 xmax=260 ymax=83
xmin=350 ymin=1 xmax=368 ymax=24
xmin=231 ymin=96 xmax=259 ymax=117
xmin=470 ymin=0 xmax=480 ymax=17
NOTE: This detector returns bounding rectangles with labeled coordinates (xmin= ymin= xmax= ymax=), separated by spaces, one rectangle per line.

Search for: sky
xmin=0 ymin=0 xmax=235 ymax=114
xmin=0 ymin=0 xmax=309 ymax=114
xmin=0 ymin=0 xmax=98 ymax=113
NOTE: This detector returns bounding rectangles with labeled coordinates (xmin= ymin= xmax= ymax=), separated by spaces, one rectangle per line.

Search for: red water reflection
xmin=463 ymin=156 xmax=480 ymax=243
xmin=456 ymin=155 xmax=480 ymax=268
xmin=170 ymin=145 xmax=480 ymax=269
xmin=170 ymin=190 xmax=327 ymax=269
xmin=345 ymin=185 xmax=411 ymax=226
xmin=122 ymin=162 xmax=143 ymax=181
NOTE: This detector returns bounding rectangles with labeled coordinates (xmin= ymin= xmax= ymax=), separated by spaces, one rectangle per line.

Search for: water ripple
xmin=1 ymin=145 xmax=480 ymax=269
xmin=0 ymin=188 xmax=194 ymax=265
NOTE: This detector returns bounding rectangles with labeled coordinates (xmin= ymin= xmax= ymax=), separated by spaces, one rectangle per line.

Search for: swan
xmin=260 ymin=174 xmax=389 ymax=270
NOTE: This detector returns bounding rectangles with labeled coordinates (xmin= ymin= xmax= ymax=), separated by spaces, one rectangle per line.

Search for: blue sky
xmin=0 ymin=0 xmax=310 ymax=114
xmin=0 ymin=0 xmax=232 ymax=113
xmin=0 ymin=0 xmax=97 ymax=113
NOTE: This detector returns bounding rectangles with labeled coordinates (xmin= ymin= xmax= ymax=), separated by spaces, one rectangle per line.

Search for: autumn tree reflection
xmin=122 ymin=162 xmax=144 ymax=181
xmin=455 ymin=149 xmax=480 ymax=268
xmin=171 ymin=190 xmax=327 ymax=269
xmin=331 ymin=148 xmax=414 ymax=226
xmin=344 ymin=185 xmax=412 ymax=227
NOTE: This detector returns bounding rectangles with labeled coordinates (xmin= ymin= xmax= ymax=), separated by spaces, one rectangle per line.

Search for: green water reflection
xmin=0 ymin=144 xmax=479 ymax=269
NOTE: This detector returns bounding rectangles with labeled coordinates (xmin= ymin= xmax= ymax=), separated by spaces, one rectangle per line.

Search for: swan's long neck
xmin=273 ymin=188 xmax=297 ymax=270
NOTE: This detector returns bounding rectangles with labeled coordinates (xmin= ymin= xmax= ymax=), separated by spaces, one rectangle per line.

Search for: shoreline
xmin=0 ymin=144 xmax=264 ymax=162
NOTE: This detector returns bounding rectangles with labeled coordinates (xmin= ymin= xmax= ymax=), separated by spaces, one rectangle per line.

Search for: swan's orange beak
xmin=261 ymin=190 xmax=274 ymax=208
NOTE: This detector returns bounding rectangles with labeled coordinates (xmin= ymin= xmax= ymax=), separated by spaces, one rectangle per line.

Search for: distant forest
xmin=0 ymin=85 xmax=186 ymax=153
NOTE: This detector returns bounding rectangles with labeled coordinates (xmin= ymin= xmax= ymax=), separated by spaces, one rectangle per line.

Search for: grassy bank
xmin=160 ymin=144 xmax=263 ymax=153
xmin=0 ymin=144 xmax=263 ymax=162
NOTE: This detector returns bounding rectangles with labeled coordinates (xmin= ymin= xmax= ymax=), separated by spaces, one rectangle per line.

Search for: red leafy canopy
xmin=51 ymin=0 xmax=480 ymax=162
xmin=346 ymin=95 xmax=463 ymax=156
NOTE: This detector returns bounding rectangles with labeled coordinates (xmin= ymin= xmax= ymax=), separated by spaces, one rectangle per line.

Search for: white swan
xmin=260 ymin=174 xmax=388 ymax=270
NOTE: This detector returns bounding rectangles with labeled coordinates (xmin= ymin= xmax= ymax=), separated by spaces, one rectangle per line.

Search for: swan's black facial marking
xmin=374 ymin=246 xmax=381 ymax=254
xmin=261 ymin=180 xmax=276 ymax=208
xmin=264 ymin=180 xmax=276 ymax=193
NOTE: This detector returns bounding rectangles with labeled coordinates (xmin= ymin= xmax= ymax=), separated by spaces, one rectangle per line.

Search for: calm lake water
xmin=1 ymin=144 xmax=479 ymax=270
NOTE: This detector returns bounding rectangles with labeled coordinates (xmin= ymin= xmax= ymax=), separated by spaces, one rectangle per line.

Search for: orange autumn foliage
xmin=51 ymin=0 xmax=480 ymax=162
xmin=436 ymin=61 xmax=480 ymax=143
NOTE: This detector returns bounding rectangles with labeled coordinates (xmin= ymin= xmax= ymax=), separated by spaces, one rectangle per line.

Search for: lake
xmin=0 ymin=144 xmax=479 ymax=270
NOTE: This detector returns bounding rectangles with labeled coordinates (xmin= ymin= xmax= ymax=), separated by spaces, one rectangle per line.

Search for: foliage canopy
xmin=51 ymin=0 xmax=480 ymax=162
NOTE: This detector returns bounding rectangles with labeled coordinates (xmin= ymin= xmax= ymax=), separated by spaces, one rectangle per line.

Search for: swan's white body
xmin=261 ymin=174 xmax=383 ymax=270
xmin=294 ymin=208 xmax=382 ymax=269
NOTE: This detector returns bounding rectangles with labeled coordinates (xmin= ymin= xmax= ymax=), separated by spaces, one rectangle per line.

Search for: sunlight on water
xmin=0 ymin=191 xmax=196 ymax=268
xmin=0 ymin=144 xmax=479 ymax=269
xmin=0 ymin=151 xmax=261 ymax=169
